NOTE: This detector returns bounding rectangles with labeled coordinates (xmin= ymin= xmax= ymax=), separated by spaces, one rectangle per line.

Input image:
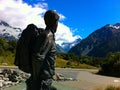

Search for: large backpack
xmin=14 ymin=24 xmax=41 ymax=73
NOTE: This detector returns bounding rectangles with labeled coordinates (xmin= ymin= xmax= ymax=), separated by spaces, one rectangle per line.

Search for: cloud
xmin=0 ymin=0 xmax=81 ymax=45
xmin=56 ymin=23 xmax=81 ymax=45
xmin=59 ymin=14 xmax=66 ymax=21
xmin=0 ymin=0 xmax=46 ymax=29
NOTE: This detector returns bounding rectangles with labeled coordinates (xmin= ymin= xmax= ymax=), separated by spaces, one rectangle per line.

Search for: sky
xmin=0 ymin=0 xmax=120 ymax=45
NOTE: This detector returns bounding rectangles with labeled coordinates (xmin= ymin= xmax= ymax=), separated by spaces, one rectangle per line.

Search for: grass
xmin=56 ymin=57 xmax=97 ymax=69
xmin=105 ymin=86 xmax=120 ymax=90
xmin=0 ymin=52 xmax=15 ymax=66
xmin=94 ymin=85 xmax=120 ymax=90
xmin=0 ymin=53 xmax=97 ymax=69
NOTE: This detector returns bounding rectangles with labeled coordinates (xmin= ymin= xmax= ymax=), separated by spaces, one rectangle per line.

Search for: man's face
xmin=53 ymin=20 xmax=58 ymax=33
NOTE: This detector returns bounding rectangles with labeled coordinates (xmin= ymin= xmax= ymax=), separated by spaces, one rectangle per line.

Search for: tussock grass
xmin=0 ymin=51 xmax=14 ymax=66
xmin=94 ymin=85 xmax=120 ymax=90
xmin=0 ymin=54 xmax=97 ymax=69
xmin=105 ymin=85 xmax=120 ymax=90
xmin=56 ymin=57 xmax=97 ymax=69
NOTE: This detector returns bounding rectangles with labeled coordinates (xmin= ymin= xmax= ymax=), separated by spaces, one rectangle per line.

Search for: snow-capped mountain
xmin=61 ymin=38 xmax=81 ymax=52
xmin=69 ymin=23 xmax=120 ymax=57
xmin=107 ymin=23 xmax=120 ymax=29
xmin=0 ymin=20 xmax=22 ymax=41
xmin=56 ymin=44 xmax=65 ymax=53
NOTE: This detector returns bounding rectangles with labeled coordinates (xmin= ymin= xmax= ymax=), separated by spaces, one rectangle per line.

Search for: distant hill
xmin=56 ymin=44 xmax=65 ymax=53
xmin=69 ymin=23 xmax=120 ymax=57
xmin=61 ymin=38 xmax=81 ymax=53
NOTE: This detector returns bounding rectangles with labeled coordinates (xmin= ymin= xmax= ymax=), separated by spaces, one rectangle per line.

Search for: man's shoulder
xmin=40 ymin=30 xmax=53 ymax=38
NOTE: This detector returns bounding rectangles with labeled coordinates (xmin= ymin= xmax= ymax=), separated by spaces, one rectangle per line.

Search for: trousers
xmin=26 ymin=77 xmax=57 ymax=90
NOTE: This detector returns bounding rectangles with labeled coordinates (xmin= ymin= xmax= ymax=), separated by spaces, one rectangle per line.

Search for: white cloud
xmin=56 ymin=23 xmax=81 ymax=45
xmin=59 ymin=14 xmax=66 ymax=21
xmin=0 ymin=0 xmax=46 ymax=29
xmin=0 ymin=0 xmax=81 ymax=45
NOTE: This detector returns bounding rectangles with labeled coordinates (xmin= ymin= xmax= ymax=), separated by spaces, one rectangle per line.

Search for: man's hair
xmin=26 ymin=24 xmax=38 ymax=30
xmin=44 ymin=10 xmax=59 ymax=27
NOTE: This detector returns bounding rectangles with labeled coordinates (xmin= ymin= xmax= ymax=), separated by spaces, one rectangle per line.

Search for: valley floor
xmin=2 ymin=68 xmax=120 ymax=90
xmin=55 ymin=68 xmax=120 ymax=90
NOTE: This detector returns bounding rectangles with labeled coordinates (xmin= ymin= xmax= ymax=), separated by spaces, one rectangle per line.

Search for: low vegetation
xmin=105 ymin=86 xmax=120 ymax=90
xmin=94 ymin=85 xmax=120 ymax=90
xmin=0 ymin=37 xmax=16 ymax=65
xmin=56 ymin=57 xmax=97 ymax=69
xmin=98 ymin=52 xmax=120 ymax=77
xmin=0 ymin=51 xmax=15 ymax=65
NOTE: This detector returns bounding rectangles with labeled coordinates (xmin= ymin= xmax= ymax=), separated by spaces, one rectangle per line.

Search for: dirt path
xmin=55 ymin=68 xmax=120 ymax=90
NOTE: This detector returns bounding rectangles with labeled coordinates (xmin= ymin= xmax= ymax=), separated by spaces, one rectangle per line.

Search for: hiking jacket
xmin=31 ymin=29 xmax=56 ymax=80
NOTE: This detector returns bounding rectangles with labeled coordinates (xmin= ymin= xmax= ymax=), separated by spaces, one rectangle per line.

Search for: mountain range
xmin=0 ymin=20 xmax=22 ymax=41
xmin=61 ymin=38 xmax=81 ymax=52
xmin=69 ymin=23 xmax=120 ymax=57
xmin=0 ymin=20 xmax=81 ymax=52
xmin=56 ymin=37 xmax=81 ymax=53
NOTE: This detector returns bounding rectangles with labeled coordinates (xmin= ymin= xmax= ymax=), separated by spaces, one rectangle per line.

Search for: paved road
xmin=55 ymin=68 xmax=120 ymax=90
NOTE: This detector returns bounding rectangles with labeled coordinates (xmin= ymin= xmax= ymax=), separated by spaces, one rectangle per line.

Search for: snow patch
xmin=109 ymin=25 xmax=120 ymax=29
xmin=0 ymin=25 xmax=21 ymax=39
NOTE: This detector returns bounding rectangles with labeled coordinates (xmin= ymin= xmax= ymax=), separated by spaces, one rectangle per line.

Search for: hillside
xmin=69 ymin=23 xmax=120 ymax=57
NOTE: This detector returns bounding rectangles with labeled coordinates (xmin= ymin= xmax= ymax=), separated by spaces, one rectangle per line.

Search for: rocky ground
xmin=0 ymin=66 xmax=30 ymax=89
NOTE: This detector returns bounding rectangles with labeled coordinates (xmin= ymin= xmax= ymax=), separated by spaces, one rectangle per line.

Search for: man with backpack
xmin=26 ymin=10 xmax=59 ymax=90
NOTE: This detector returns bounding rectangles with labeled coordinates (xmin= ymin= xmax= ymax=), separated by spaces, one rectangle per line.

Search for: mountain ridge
xmin=69 ymin=23 xmax=120 ymax=57
xmin=0 ymin=20 xmax=22 ymax=41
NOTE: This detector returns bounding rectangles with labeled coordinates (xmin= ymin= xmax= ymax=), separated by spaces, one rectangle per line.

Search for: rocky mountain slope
xmin=0 ymin=20 xmax=22 ymax=41
xmin=69 ymin=23 xmax=120 ymax=57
